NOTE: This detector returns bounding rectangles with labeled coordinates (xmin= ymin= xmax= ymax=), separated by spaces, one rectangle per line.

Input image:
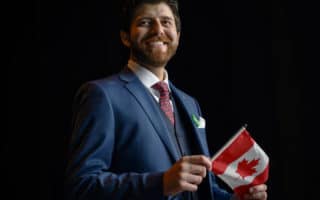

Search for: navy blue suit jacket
xmin=65 ymin=68 xmax=232 ymax=200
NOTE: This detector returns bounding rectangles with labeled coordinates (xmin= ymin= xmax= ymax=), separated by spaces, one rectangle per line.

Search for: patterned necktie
xmin=152 ymin=81 xmax=175 ymax=125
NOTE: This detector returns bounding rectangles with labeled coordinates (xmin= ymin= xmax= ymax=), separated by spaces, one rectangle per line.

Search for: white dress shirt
xmin=127 ymin=59 xmax=174 ymax=110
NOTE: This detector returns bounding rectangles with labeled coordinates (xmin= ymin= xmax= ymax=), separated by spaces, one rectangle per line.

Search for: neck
xmin=145 ymin=66 xmax=165 ymax=80
xmin=131 ymin=58 xmax=166 ymax=80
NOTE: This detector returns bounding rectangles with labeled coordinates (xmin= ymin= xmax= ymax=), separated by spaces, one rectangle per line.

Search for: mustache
xmin=144 ymin=36 xmax=170 ymax=43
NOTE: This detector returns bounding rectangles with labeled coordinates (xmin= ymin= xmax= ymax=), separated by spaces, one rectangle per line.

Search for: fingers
xmin=178 ymin=180 xmax=198 ymax=192
xmin=249 ymin=184 xmax=267 ymax=193
xmin=244 ymin=191 xmax=267 ymax=200
xmin=243 ymin=184 xmax=268 ymax=200
xmin=182 ymin=155 xmax=212 ymax=171
xmin=163 ymin=155 xmax=211 ymax=196
xmin=182 ymin=172 xmax=203 ymax=185
xmin=181 ymin=162 xmax=207 ymax=177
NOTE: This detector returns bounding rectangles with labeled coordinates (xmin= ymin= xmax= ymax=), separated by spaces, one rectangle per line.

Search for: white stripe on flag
xmin=217 ymin=142 xmax=269 ymax=189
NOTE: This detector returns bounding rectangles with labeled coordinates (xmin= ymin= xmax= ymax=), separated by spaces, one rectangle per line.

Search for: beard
xmin=130 ymin=36 xmax=179 ymax=68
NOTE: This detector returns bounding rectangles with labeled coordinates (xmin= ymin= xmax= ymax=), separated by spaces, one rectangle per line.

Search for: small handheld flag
xmin=211 ymin=125 xmax=269 ymax=197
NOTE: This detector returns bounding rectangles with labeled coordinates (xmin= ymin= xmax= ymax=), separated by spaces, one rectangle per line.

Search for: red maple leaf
xmin=236 ymin=158 xmax=260 ymax=179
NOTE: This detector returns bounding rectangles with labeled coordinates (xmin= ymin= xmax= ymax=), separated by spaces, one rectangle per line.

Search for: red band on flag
xmin=212 ymin=130 xmax=255 ymax=174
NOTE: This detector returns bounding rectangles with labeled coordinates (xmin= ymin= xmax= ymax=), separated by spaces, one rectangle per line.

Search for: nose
xmin=151 ymin=20 xmax=164 ymax=36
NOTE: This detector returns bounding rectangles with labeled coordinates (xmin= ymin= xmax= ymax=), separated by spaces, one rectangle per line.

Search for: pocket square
xmin=192 ymin=114 xmax=206 ymax=128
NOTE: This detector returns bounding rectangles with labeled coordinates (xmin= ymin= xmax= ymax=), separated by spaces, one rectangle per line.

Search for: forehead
xmin=133 ymin=2 xmax=175 ymax=20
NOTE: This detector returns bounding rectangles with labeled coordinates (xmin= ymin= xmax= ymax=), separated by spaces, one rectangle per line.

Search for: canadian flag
xmin=211 ymin=126 xmax=269 ymax=197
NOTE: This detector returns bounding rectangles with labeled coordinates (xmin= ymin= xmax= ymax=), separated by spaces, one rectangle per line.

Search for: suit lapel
xmin=119 ymin=69 xmax=180 ymax=161
xmin=170 ymin=84 xmax=210 ymax=156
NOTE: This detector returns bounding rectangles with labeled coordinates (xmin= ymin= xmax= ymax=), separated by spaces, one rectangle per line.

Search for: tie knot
xmin=152 ymin=81 xmax=170 ymax=95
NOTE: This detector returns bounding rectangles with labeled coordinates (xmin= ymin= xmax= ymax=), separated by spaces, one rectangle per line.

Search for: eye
xmin=161 ymin=18 xmax=174 ymax=27
xmin=162 ymin=20 xmax=171 ymax=26
xmin=137 ymin=19 xmax=151 ymax=27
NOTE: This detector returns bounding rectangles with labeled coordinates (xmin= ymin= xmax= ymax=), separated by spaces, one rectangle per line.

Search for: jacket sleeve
xmin=64 ymin=82 xmax=164 ymax=200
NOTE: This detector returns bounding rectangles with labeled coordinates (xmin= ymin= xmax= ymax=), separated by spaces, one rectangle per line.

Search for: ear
xmin=177 ymin=31 xmax=181 ymax=41
xmin=120 ymin=31 xmax=131 ymax=47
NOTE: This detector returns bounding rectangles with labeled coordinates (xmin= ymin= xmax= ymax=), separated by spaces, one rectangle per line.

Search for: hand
xmin=163 ymin=155 xmax=212 ymax=196
xmin=240 ymin=184 xmax=268 ymax=200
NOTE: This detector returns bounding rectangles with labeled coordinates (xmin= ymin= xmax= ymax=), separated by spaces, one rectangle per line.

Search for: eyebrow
xmin=135 ymin=15 xmax=174 ymax=21
xmin=161 ymin=16 xmax=174 ymax=21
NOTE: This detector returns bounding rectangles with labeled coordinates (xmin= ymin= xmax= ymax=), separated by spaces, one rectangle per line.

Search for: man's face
xmin=123 ymin=2 xmax=180 ymax=68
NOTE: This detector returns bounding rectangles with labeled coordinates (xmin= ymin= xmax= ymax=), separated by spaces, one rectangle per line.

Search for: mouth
xmin=145 ymin=36 xmax=170 ymax=45
xmin=147 ymin=40 xmax=168 ymax=47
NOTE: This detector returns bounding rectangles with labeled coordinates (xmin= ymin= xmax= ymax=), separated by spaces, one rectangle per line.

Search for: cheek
xmin=130 ymin=34 xmax=143 ymax=46
xmin=130 ymin=28 xmax=147 ymax=42
xmin=167 ymin=31 xmax=179 ymax=42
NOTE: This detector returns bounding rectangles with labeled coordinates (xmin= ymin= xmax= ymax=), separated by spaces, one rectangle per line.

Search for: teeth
xmin=150 ymin=41 xmax=164 ymax=45
xmin=148 ymin=41 xmax=166 ymax=47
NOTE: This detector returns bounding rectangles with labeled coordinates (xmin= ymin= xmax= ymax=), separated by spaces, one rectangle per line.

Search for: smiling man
xmin=64 ymin=1 xmax=268 ymax=200
xmin=120 ymin=1 xmax=180 ymax=78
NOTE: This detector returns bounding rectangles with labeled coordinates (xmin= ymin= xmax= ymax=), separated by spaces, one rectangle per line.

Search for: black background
xmin=7 ymin=0 xmax=319 ymax=199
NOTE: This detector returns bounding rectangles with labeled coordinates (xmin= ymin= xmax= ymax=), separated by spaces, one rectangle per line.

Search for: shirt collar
xmin=127 ymin=59 xmax=170 ymax=89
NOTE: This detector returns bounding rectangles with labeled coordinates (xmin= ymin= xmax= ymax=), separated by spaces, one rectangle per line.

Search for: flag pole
xmin=211 ymin=124 xmax=249 ymax=162
xmin=243 ymin=123 xmax=248 ymax=129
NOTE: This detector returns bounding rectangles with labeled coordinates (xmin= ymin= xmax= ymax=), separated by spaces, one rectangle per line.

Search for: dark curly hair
xmin=120 ymin=0 xmax=181 ymax=33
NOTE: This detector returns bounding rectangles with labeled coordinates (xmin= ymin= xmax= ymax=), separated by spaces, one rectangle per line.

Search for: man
xmin=64 ymin=0 xmax=268 ymax=199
